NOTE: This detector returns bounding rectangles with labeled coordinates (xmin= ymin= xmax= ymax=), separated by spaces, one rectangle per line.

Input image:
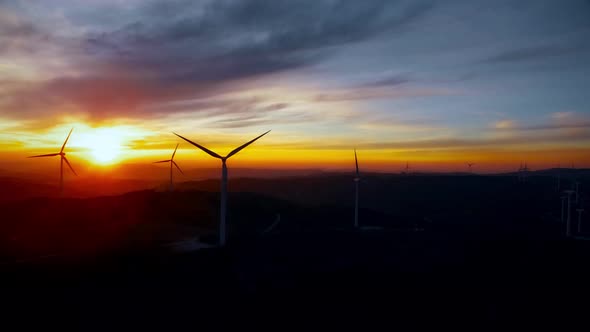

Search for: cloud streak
xmin=0 ymin=0 xmax=436 ymax=123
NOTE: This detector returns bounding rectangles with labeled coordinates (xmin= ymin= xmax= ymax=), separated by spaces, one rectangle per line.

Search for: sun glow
xmin=75 ymin=127 xmax=128 ymax=165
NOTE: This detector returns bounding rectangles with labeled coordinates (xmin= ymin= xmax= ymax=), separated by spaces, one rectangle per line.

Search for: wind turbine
xmin=153 ymin=143 xmax=183 ymax=192
xmin=403 ymin=162 xmax=410 ymax=175
xmin=354 ymin=149 xmax=360 ymax=228
xmin=174 ymin=130 xmax=271 ymax=246
xmin=557 ymin=164 xmax=561 ymax=192
xmin=28 ymin=128 xmax=77 ymax=196
xmin=467 ymin=163 xmax=474 ymax=173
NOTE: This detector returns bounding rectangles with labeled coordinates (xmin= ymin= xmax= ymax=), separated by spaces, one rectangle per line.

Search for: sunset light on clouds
xmin=1 ymin=0 xmax=590 ymax=175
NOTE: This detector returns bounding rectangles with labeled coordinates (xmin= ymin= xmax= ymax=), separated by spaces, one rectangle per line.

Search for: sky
xmin=1 ymin=0 xmax=590 ymax=175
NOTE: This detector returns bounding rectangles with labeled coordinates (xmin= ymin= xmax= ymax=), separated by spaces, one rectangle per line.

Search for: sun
xmin=78 ymin=127 xmax=126 ymax=165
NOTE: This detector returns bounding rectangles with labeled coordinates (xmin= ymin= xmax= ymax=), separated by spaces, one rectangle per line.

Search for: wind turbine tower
xmin=28 ymin=128 xmax=77 ymax=196
xmin=557 ymin=165 xmax=561 ymax=192
xmin=467 ymin=163 xmax=474 ymax=173
xmin=354 ymin=149 xmax=360 ymax=228
xmin=174 ymin=130 xmax=270 ymax=246
xmin=153 ymin=143 xmax=184 ymax=192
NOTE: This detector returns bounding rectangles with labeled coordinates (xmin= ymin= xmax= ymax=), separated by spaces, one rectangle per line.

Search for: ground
xmin=1 ymin=172 xmax=589 ymax=329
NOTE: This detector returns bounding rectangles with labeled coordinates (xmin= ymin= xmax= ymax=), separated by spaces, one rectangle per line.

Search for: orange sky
xmin=1 ymin=121 xmax=588 ymax=180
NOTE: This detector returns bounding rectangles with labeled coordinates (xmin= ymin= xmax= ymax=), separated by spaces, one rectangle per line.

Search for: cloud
xmin=279 ymin=130 xmax=590 ymax=151
xmin=492 ymin=112 xmax=590 ymax=132
xmin=81 ymin=0 xmax=434 ymax=85
xmin=357 ymin=115 xmax=440 ymax=131
xmin=314 ymin=86 xmax=457 ymax=102
xmin=493 ymin=120 xmax=517 ymax=129
xmin=0 ymin=0 xmax=435 ymax=122
xmin=484 ymin=44 xmax=589 ymax=64
xmin=360 ymin=74 xmax=411 ymax=87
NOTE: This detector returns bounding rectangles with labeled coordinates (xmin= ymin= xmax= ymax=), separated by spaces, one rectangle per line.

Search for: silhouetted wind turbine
xmin=354 ymin=149 xmax=360 ymax=228
xmin=153 ymin=143 xmax=183 ymax=192
xmin=28 ymin=128 xmax=76 ymax=196
xmin=557 ymin=164 xmax=561 ymax=192
xmin=467 ymin=163 xmax=474 ymax=173
xmin=174 ymin=130 xmax=271 ymax=246
xmin=403 ymin=162 xmax=410 ymax=175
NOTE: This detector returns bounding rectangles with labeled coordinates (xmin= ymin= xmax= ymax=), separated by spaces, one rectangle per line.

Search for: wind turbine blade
xmin=171 ymin=143 xmax=179 ymax=160
xmin=62 ymin=156 xmax=77 ymax=176
xmin=28 ymin=153 xmax=60 ymax=158
xmin=61 ymin=128 xmax=73 ymax=153
xmin=153 ymin=160 xmax=171 ymax=163
xmin=172 ymin=161 xmax=184 ymax=175
xmin=226 ymin=130 xmax=271 ymax=159
xmin=354 ymin=149 xmax=359 ymax=177
xmin=173 ymin=133 xmax=222 ymax=159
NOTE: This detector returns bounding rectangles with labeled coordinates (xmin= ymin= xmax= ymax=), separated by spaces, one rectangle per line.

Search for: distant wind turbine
xmin=557 ymin=165 xmax=561 ymax=192
xmin=153 ymin=143 xmax=183 ymax=192
xmin=467 ymin=163 xmax=474 ymax=173
xmin=174 ymin=130 xmax=271 ymax=246
xmin=354 ymin=149 xmax=360 ymax=228
xmin=403 ymin=162 xmax=410 ymax=175
xmin=28 ymin=128 xmax=76 ymax=196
